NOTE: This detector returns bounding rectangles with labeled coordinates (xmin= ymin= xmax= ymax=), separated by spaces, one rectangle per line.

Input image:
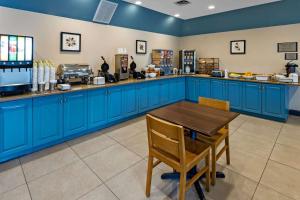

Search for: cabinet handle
xmin=60 ymin=98 xmax=64 ymax=104
xmin=64 ymin=98 xmax=67 ymax=103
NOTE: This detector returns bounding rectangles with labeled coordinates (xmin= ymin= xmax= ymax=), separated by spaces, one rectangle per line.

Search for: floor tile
xmin=285 ymin=116 xmax=300 ymax=128
xmin=78 ymin=185 xmax=118 ymax=200
xmin=277 ymin=126 xmax=300 ymax=150
xmin=20 ymin=143 xmax=79 ymax=182
xmin=206 ymin=165 xmax=258 ymax=200
xmin=218 ymin=147 xmax=268 ymax=182
xmin=0 ymin=185 xmax=31 ymax=200
xmin=28 ymin=160 xmax=101 ymax=200
xmin=230 ymin=131 xmax=274 ymax=159
xmin=253 ymin=184 xmax=293 ymax=200
xmin=120 ymin=133 xmax=149 ymax=158
xmin=84 ymin=144 xmax=142 ymax=181
xmin=261 ymin=160 xmax=300 ymax=200
xmin=106 ymin=160 xmax=171 ymax=200
xmin=106 ymin=123 xmax=145 ymax=142
xmin=68 ymin=132 xmax=116 ymax=158
xmin=0 ymin=159 xmax=26 ymax=194
xmin=271 ymin=143 xmax=300 ymax=171
xmin=247 ymin=117 xmax=283 ymax=129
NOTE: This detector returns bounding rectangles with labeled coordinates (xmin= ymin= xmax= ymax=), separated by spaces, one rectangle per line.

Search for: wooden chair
xmin=145 ymin=114 xmax=211 ymax=200
xmin=198 ymin=97 xmax=230 ymax=185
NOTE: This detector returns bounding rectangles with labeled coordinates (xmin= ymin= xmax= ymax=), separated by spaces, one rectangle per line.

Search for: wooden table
xmin=148 ymin=101 xmax=239 ymax=199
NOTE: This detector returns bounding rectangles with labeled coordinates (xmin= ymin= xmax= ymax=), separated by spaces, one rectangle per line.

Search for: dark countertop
xmin=0 ymin=74 xmax=299 ymax=103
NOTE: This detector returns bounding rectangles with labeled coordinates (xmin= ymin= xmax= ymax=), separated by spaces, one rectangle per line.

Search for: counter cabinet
xmin=0 ymin=77 xmax=186 ymax=162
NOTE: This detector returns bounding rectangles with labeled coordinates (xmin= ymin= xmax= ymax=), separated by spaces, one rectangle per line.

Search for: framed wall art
xmin=136 ymin=40 xmax=147 ymax=54
xmin=285 ymin=53 xmax=298 ymax=60
xmin=230 ymin=40 xmax=246 ymax=55
xmin=60 ymin=32 xmax=81 ymax=52
xmin=278 ymin=42 xmax=298 ymax=52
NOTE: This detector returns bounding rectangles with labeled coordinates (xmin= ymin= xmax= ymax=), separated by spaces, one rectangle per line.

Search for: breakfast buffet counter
xmin=0 ymin=74 xmax=299 ymax=103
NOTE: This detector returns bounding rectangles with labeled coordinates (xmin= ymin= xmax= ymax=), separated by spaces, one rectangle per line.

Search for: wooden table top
xmin=149 ymin=101 xmax=240 ymax=137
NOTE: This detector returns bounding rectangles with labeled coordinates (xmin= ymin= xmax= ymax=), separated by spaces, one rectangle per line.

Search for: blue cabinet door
xmin=148 ymin=81 xmax=160 ymax=109
xmin=170 ymin=78 xmax=186 ymax=102
xmin=88 ymin=89 xmax=107 ymax=129
xmin=0 ymin=99 xmax=32 ymax=160
xmin=107 ymin=87 xmax=123 ymax=122
xmin=159 ymin=80 xmax=170 ymax=105
xmin=198 ymin=78 xmax=211 ymax=99
xmin=64 ymin=91 xmax=88 ymax=137
xmin=243 ymin=82 xmax=262 ymax=114
xmin=227 ymin=81 xmax=243 ymax=110
xmin=262 ymin=84 xmax=286 ymax=118
xmin=186 ymin=77 xmax=197 ymax=102
xmin=211 ymin=80 xmax=226 ymax=100
xmin=33 ymin=95 xmax=63 ymax=146
xmin=123 ymin=85 xmax=138 ymax=117
xmin=137 ymin=83 xmax=149 ymax=112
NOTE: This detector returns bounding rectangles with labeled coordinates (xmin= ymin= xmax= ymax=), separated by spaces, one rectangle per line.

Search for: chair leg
xmin=146 ymin=156 xmax=154 ymax=197
xmin=211 ymin=145 xmax=216 ymax=186
xmin=179 ymin=172 xmax=187 ymax=200
xmin=205 ymin=153 xmax=210 ymax=192
xmin=225 ymin=136 xmax=230 ymax=165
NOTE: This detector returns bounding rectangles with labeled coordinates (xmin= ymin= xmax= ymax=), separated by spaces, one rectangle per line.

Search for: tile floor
xmin=0 ymin=114 xmax=300 ymax=200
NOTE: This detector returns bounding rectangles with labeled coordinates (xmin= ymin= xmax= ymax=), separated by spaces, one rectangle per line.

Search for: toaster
xmin=211 ymin=70 xmax=225 ymax=78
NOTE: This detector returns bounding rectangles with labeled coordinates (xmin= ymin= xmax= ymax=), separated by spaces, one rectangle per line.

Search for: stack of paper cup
xmin=32 ymin=61 xmax=38 ymax=92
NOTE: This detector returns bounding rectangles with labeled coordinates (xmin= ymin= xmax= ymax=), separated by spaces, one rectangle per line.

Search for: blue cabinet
xmin=33 ymin=95 xmax=63 ymax=146
xmin=262 ymin=84 xmax=287 ymax=118
xmin=186 ymin=77 xmax=198 ymax=102
xmin=88 ymin=89 xmax=107 ymax=129
xmin=211 ymin=80 xmax=226 ymax=100
xmin=0 ymin=99 xmax=32 ymax=160
xmin=198 ymin=78 xmax=211 ymax=99
xmin=122 ymin=85 xmax=138 ymax=117
xmin=137 ymin=83 xmax=149 ymax=112
xmin=159 ymin=80 xmax=170 ymax=105
xmin=227 ymin=81 xmax=243 ymax=110
xmin=170 ymin=78 xmax=185 ymax=102
xmin=243 ymin=82 xmax=262 ymax=114
xmin=64 ymin=91 xmax=88 ymax=137
xmin=107 ymin=87 xmax=123 ymax=122
xmin=148 ymin=81 xmax=160 ymax=109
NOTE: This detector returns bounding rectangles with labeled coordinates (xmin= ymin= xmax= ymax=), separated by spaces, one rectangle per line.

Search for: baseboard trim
xmin=289 ymin=110 xmax=300 ymax=116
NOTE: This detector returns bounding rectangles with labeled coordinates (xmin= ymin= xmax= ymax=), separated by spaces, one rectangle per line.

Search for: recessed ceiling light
xmin=174 ymin=14 xmax=180 ymax=17
xmin=135 ymin=1 xmax=142 ymax=5
xmin=208 ymin=5 xmax=215 ymax=10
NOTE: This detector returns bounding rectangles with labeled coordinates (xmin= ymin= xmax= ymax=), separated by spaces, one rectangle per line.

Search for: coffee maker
xmin=115 ymin=54 xmax=129 ymax=80
xmin=0 ymin=34 xmax=33 ymax=96
xmin=285 ymin=61 xmax=298 ymax=77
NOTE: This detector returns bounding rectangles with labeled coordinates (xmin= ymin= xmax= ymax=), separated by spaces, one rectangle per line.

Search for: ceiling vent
xmin=175 ymin=0 xmax=191 ymax=6
xmin=93 ymin=0 xmax=118 ymax=24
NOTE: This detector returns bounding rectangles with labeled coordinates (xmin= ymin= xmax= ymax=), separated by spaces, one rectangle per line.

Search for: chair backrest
xmin=146 ymin=114 xmax=185 ymax=165
xmin=198 ymin=97 xmax=230 ymax=111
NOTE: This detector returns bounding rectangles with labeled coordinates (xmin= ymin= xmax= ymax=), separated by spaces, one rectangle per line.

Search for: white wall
xmin=0 ymin=7 xmax=179 ymax=74
xmin=180 ymin=24 xmax=300 ymax=110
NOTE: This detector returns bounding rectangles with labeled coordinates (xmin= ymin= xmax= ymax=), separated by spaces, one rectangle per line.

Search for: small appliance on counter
xmin=129 ymin=56 xmax=145 ymax=79
xmin=289 ymin=73 xmax=299 ymax=83
xmin=56 ymin=64 xmax=92 ymax=85
xmin=211 ymin=70 xmax=225 ymax=78
xmin=115 ymin=54 xmax=129 ymax=80
xmin=57 ymin=84 xmax=71 ymax=91
xmin=285 ymin=61 xmax=298 ymax=77
xmin=0 ymin=34 xmax=34 ymax=96
xmin=93 ymin=77 xmax=105 ymax=85
xmin=98 ymin=56 xmax=119 ymax=83
xmin=179 ymin=50 xmax=196 ymax=74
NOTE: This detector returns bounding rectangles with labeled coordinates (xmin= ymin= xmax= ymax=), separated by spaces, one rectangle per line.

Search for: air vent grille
xmin=175 ymin=0 xmax=191 ymax=6
xmin=93 ymin=0 xmax=118 ymax=24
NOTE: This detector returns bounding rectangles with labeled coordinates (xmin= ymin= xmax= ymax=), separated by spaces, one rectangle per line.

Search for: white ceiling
xmin=122 ymin=0 xmax=281 ymax=20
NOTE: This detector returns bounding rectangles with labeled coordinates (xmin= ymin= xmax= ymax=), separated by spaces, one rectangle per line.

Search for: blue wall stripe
xmin=182 ymin=0 xmax=300 ymax=36
xmin=0 ymin=0 xmax=183 ymax=36
xmin=0 ymin=0 xmax=300 ymax=37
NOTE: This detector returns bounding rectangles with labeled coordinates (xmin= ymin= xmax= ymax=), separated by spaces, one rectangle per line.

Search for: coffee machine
xmin=98 ymin=56 xmax=119 ymax=83
xmin=0 ymin=34 xmax=33 ymax=96
xmin=115 ymin=54 xmax=129 ymax=80
xmin=285 ymin=61 xmax=298 ymax=77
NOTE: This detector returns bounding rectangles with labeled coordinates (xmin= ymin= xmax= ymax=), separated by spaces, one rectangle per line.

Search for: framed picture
xmin=278 ymin=42 xmax=298 ymax=52
xmin=136 ymin=40 xmax=147 ymax=54
xmin=285 ymin=53 xmax=298 ymax=60
xmin=60 ymin=32 xmax=81 ymax=52
xmin=230 ymin=40 xmax=246 ymax=54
